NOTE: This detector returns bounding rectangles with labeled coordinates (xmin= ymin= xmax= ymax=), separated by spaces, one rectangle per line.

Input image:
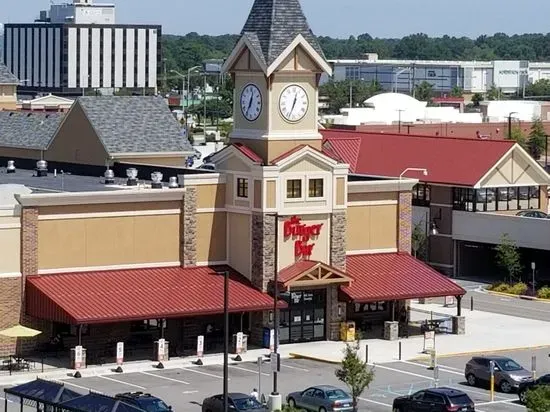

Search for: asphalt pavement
xmin=3 ymin=348 xmax=542 ymax=412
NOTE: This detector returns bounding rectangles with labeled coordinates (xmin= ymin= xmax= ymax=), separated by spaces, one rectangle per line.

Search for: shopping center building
xmin=0 ymin=0 xmax=465 ymax=361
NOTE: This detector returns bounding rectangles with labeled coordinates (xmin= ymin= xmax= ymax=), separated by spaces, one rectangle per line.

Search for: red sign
xmin=283 ymin=216 xmax=323 ymax=258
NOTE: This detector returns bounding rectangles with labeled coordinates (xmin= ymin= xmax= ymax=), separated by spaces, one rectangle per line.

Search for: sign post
xmin=270 ymin=352 xmax=280 ymax=373
xmin=114 ymin=342 xmax=124 ymax=373
xmin=158 ymin=338 xmax=166 ymax=362
xmin=269 ymin=329 xmax=275 ymax=353
xmin=423 ymin=331 xmax=435 ymax=354
xmin=489 ymin=360 xmax=495 ymax=402
xmin=75 ymin=345 xmax=83 ymax=370
xmin=197 ymin=335 xmax=204 ymax=358
xmin=257 ymin=356 xmax=263 ymax=403
xmin=236 ymin=332 xmax=244 ymax=354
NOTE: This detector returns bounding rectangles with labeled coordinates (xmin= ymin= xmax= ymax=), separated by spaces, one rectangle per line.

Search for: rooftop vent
xmin=168 ymin=176 xmax=179 ymax=189
xmin=126 ymin=168 xmax=138 ymax=186
xmin=151 ymin=172 xmax=163 ymax=189
xmin=104 ymin=168 xmax=115 ymax=185
xmin=6 ymin=160 xmax=15 ymax=174
xmin=36 ymin=160 xmax=48 ymax=177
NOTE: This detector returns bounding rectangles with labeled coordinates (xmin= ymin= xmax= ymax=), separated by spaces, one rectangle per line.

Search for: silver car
xmin=286 ymin=385 xmax=353 ymax=412
xmin=465 ymin=356 xmax=533 ymax=393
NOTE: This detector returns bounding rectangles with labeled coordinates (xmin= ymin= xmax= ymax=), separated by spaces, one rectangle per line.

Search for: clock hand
xmin=246 ymin=94 xmax=254 ymax=116
xmin=290 ymin=94 xmax=298 ymax=115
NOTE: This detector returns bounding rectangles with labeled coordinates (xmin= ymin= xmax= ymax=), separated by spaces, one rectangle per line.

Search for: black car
xmin=516 ymin=210 xmax=549 ymax=219
xmin=202 ymin=393 xmax=267 ymax=412
xmin=392 ymin=387 xmax=475 ymax=412
xmin=518 ymin=374 xmax=550 ymax=404
xmin=115 ymin=392 xmax=172 ymax=412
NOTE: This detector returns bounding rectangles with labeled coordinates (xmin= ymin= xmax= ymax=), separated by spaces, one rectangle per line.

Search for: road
xmin=4 ymin=348 xmax=546 ymax=412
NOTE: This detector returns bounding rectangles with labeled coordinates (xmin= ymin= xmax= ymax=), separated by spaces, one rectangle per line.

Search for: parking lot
xmin=3 ymin=347 xmax=548 ymax=411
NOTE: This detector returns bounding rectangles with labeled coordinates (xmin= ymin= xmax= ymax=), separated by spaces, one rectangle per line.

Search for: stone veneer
xmin=251 ymin=213 xmax=276 ymax=292
xmin=182 ymin=187 xmax=197 ymax=267
xmin=327 ymin=285 xmax=344 ymax=341
xmin=330 ymin=212 xmax=347 ymax=271
xmin=398 ymin=192 xmax=412 ymax=253
xmin=0 ymin=278 xmax=22 ymax=356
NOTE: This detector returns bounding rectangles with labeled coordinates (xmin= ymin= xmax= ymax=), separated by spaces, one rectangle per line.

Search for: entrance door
xmin=281 ymin=290 xmax=326 ymax=343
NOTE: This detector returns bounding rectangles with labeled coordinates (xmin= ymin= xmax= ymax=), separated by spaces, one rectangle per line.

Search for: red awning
xmin=26 ymin=266 xmax=283 ymax=325
xmin=342 ymin=253 xmax=465 ymax=302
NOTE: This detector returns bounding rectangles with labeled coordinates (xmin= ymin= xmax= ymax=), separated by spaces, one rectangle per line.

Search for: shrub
xmin=489 ymin=283 xmax=511 ymax=293
xmin=537 ymin=287 xmax=550 ymax=299
xmin=508 ymin=282 xmax=528 ymax=295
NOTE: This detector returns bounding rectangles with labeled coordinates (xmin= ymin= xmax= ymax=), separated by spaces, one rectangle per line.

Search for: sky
xmin=3 ymin=0 xmax=550 ymax=39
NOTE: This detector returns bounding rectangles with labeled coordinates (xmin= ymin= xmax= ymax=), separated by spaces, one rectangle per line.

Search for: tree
xmin=525 ymin=79 xmax=550 ymax=98
xmin=508 ymin=125 xmax=527 ymax=149
xmin=525 ymin=385 xmax=550 ymax=412
xmin=450 ymin=86 xmax=464 ymax=98
xmin=319 ymin=80 xmax=382 ymax=114
xmin=471 ymin=93 xmax=483 ymax=106
xmin=411 ymin=222 xmax=427 ymax=260
xmin=414 ymin=81 xmax=434 ymax=103
xmin=495 ymin=233 xmax=522 ymax=283
xmin=486 ymin=85 xmax=502 ymax=101
xmin=335 ymin=339 xmax=375 ymax=412
xmin=527 ymin=117 xmax=546 ymax=160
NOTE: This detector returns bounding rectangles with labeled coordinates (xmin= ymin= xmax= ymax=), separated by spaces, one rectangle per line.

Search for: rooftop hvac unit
xmin=6 ymin=160 xmax=15 ymax=174
xmin=36 ymin=160 xmax=48 ymax=177
xmin=151 ymin=172 xmax=163 ymax=189
xmin=126 ymin=168 xmax=138 ymax=186
xmin=104 ymin=168 xmax=115 ymax=185
xmin=168 ymin=176 xmax=179 ymax=189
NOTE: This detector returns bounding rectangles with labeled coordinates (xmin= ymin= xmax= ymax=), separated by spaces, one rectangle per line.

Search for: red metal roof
xmin=278 ymin=260 xmax=318 ymax=283
xmin=232 ymin=143 xmax=264 ymax=163
xmin=321 ymin=129 xmax=515 ymax=186
xmin=26 ymin=266 xmax=282 ymax=325
xmin=342 ymin=253 xmax=465 ymax=302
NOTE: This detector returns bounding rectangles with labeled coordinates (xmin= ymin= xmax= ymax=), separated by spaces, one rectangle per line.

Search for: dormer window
xmin=308 ymin=178 xmax=324 ymax=198
xmin=237 ymin=178 xmax=249 ymax=198
xmin=286 ymin=179 xmax=302 ymax=199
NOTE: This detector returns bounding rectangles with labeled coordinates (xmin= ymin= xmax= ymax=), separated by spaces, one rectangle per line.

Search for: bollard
xmin=532 ymin=355 xmax=537 ymax=380
xmin=489 ymin=360 xmax=495 ymax=402
xmin=433 ymin=366 xmax=440 ymax=388
xmin=470 ymin=296 xmax=474 ymax=311
xmin=365 ymin=344 xmax=369 ymax=364
xmin=398 ymin=342 xmax=402 ymax=361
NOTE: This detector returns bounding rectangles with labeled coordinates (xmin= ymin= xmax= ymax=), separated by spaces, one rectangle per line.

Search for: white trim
xmin=0 ymin=206 xmax=19 ymax=217
xmin=37 ymin=261 xmax=181 ymax=275
xmin=348 ymin=179 xmax=418 ymax=193
xmin=180 ymin=173 xmax=226 ymax=186
xmin=429 ymin=262 xmax=454 ymax=269
xmin=196 ymin=261 xmax=228 ymax=267
xmin=305 ymin=175 xmax=328 ymax=202
xmin=16 ymin=189 xmax=186 ymax=207
xmin=266 ymin=34 xmax=332 ymax=77
xmin=274 ymin=145 xmax=338 ymax=168
xmin=430 ymin=203 xmax=453 ymax=208
xmin=112 ymin=151 xmax=192 ymax=158
xmin=196 ymin=208 xmax=226 ymax=214
xmin=283 ymin=176 xmax=305 ymax=202
xmin=346 ymin=248 xmax=399 ymax=255
xmin=0 ymin=223 xmax=21 ymax=229
xmin=347 ymin=200 xmax=398 ymax=207
xmin=230 ymin=129 xmax=323 ymax=141
xmin=222 ymin=36 xmax=268 ymax=74
xmin=38 ymin=209 xmax=181 ymax=221
xmin=209 ymin=145 xmax=258 ymax=168
xmin=225 ymin=206 xmax=252 ymax=215
xmin=0 ymin=272 xmax=22 ymax=279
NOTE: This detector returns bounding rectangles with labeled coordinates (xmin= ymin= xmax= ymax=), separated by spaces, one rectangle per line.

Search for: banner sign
xmin=197 ymin=335 xmax=204 ymax=358
xmin=116 ymin=342 xmax=124 ymax=365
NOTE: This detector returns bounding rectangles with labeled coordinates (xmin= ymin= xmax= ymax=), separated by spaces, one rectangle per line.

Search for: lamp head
xmin=422 ymin=169 xmax=428 ymax=176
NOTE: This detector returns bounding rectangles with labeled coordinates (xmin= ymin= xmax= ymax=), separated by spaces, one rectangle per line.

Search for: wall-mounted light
xmin=269 ymin=311 xmax=274 ymax=323
xmin=430 ymin=208 xmax=442 ymax=236
xmin=338 ymin=305 xmax=343 ymax=317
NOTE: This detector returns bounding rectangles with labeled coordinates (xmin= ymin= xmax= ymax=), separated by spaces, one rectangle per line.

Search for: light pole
xmin=394 ymin=68 xmax=410 ymax=93
xmin=269 ymin=213 xmax=282 ymax=411
xmin=170 ymin=70 xmax=186 ymax=112
xmin=507 ymin=111 xmax=518 ymax=139
xmin=180 ymin=66 xmax=201 ymax=137
xmin=531 ymin=262 xmax=536 ymax=296
xmin=216 ymin=270 xmax=230 ymax=412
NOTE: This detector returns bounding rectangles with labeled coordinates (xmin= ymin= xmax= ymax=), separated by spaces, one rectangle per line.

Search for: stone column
xmin=181 ymin=187 xmax=197 ymax=267
xmin=383 ymin=321 xmax=399 ymax=341
xmin=330 ymin=212 xmax=347 ymax=271
xmin=326 ymin=286 xmax=345 ymax=341
xmin=250 ymin=213 xmax=276 ymax=292
xmin=452 ymin=316 xmax=465 ymax=335
xmin=0 ymin=278 xmax=23 ymax=357
xmin=398 ymin=192 xmax=412 ymax=254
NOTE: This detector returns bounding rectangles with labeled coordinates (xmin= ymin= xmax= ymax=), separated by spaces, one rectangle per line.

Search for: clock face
xmin=240 ymin=83 xmax=262 ymax=122
xmin=279 ymin=85 xmax=309 ymax=122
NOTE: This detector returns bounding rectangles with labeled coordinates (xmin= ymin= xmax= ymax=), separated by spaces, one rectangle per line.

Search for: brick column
xmin=21 ymin=208 xmax=38 ymax=281
xmin=181 ymin=187 xmax=197 ymax=267
xmin=251 ymin=213 xmax=276 ymax=292
xmin=330 ymin=211 xmax=347 ymax=271
xmin=398 ymin=192 xmax=412 ymax=254
xmin=0 ymin=278 xmax=23 ymax=357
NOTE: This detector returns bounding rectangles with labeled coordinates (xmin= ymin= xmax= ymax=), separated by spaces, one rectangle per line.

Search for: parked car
xmin=115 ymin=392 xmax=172 ymax=411
xmin=518 ymin=373 xmax=550 ymax=403
xmin=516 ymin=210 xmax=548 ymax=219
xmin=465 ymin=356 xmax=533 ymax=393
xmin=286 ymin=385 xmax=353 ymax=412
xmin=392 ymin=387 xmax=474 ymax=412
xmin=202 ymin=393 xmax=267 ymax=412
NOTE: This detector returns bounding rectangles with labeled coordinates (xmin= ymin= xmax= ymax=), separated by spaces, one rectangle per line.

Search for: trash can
xmin=340 ymin=321 xmax=356 ymax=342
xmin=262 ymin=328 xmax=270 ymax=348
xmin=153 ymin=340 xmax=170 ymax=362
xmin=232 ymin=334 xmax=248 ymax=354
xmin=70 ymin=347 xmax=87 ymax=369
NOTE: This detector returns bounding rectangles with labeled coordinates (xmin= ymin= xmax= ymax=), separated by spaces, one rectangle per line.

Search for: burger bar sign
xmin=283 ymin=215 xmax=323 ymax=258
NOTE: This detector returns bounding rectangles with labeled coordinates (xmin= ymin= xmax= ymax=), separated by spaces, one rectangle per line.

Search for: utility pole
xmin=507 ymin=112 xmax=518 ymax=139
xmin=203 ymin=73 xmax=207 ymax=135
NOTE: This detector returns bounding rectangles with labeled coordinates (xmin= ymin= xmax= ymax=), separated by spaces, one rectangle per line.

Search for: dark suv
xmin=392 ymin=387 xmax=475 ymax=412
xmin=465 ymin=356 xmax=532 ymax=393
xmin=115 ymin=392 xmax=172 ymax=412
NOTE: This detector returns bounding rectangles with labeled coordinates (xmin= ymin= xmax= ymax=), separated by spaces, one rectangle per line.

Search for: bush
xmin=489 ymin=283 xmax=511 ymax=293
xmin=508 ymin=282 xmax=528 ymax=295
xmin=525 ymin=385 xmax=550 ymax=412
xmin=537 ymin=287 xmax=550 ymax=299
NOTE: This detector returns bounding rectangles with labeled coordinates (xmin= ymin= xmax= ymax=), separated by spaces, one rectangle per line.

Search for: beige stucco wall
xmin=0 ymin=85 xmax=17 ymax=110
xmin=276 ymin=46 xmax=321 ymax=72
xmin=0 ymin=215 xmax=20 ymax=275
xmin=346 ymin=205 xmax=398 ymax=252
xmin=38 ymin=201 xmax=181 ymax=216
xmin=228 ymin=138 xmax=323 ymax=165
xmin=233 ymin=74 xmax=269 ymax=132
xmin=196 ymin=184 xmax=225 ymax=209
xmin=217 ymin=156 xmax=251 ymax=174
xmin=38 ymin=214 xmax=180 ymax=270
xmin=348 ymin=192 xmax=399 ymax=203
xmin=254 ymin=180 xmax=262 ymax=209
xmin=266 ymin=180 xmax=277 ymax=209
xmin=227 ymin=212 xmax=251 ymax=279
xmin=196 ymin=212 xmax=227 ymax=263
xmin=278 ymin=214 xmax=329 ymax=270
xmin=0 ymin=146 xmax=41 ymax=161
xmin=336 ymin=178 xmax=346 ymax=206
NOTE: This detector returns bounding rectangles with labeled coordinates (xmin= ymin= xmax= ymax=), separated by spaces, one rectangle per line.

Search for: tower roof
xmin=241 ymin=0 xmax=326 ymax=67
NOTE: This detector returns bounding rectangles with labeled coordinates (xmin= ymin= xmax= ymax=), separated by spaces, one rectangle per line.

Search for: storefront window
xmin=308 ymin=179 xmax=324 ymax=198
xmin=412 ymin=184 xmax=431 ymax=206
xmin=453 ymin=186 xmax=540 ymax=212
xmin=130 ymin=319 xmax=165 ymax=333
xmin=236 ymin=178 xmax=248 ymax=198
xmin=354 ymin=301 xmax=388 ymax=313
xmin=286 ymin=179 xmax=302 ymax=199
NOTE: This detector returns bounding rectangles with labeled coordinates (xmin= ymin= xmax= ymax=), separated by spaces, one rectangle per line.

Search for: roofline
xmin=113 ymin=151 xmax=194 ymax=158
xmin=222 ymin=36 xmax=268 ymax=74
xmin=15 ymin=188 xmax=186 ymax=207
xmin=348 ymin=177 xmax=418 ymax=192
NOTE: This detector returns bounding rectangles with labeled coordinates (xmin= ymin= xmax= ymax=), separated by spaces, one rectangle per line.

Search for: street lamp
xmin=394 ymin=67 xmax=410 ymax=93
xmin=507 ymin=112 xmax=518 ymax=139
xmin=215 ymin=269 xmax=230 ymax=412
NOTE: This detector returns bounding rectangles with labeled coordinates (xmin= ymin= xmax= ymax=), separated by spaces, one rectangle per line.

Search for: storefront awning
xmin=26 ymin=266 xmax=283 ymax=325
xmin=342 ymin=253 xmax=466 ymax=302
xmin=278 ymin=260 xmax=352 ymax=290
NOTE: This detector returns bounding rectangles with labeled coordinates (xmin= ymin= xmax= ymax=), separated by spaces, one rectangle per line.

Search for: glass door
xmin=280 ymin=290 xmax=326 ymax=344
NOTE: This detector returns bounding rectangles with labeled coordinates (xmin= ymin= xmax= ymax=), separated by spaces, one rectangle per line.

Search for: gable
xmin=214 ymin=153 xmax=252 ymax=173
xmin=281 ymin=261 xmax=351 ymax=289
xmin=231 ymin=47 xmax=264 ymax=72
xmin=275 ymin=45 xmax=323 ymax=72
xmin=478 ymin=147 xmax=550 ymax=188
xmin=45 ymin=104 xmax=108 ymax=166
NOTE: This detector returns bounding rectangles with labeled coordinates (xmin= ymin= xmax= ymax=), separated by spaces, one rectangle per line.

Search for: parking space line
xmin=61 ymin=380 xmax=103 ymax=393
xmin=98 ymin=375 xmax=146 ymax=390
xmin=280 ymin=363 xmax=309 ymax=372
xmin=140 ymin=371 xmax=190 ymax=384
xmin=229 ymin=365 xmax=270 ymax=377
xmin=369 ymin=363 xmax=435 ymax=380
xmin=181 ymin=367 xmax=226 ymax=380
xmin=477 ymin=399 xmax=523 ymax=407
xmin=359 ymin=397 xmax=392 ymax=408
xmin=448 ymin=385 xmax=513 ymax=401
xmin=399 ymin=360 xmax=463 ymax=376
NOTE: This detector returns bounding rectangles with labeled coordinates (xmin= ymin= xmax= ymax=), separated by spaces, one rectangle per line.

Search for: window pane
xmin=237 ymin=178 xmax=248 ymax=198
xmin=308 ymin=179 xmax=323 ymax=197
xmin=287 ymin=179 xmax=302 ymax=198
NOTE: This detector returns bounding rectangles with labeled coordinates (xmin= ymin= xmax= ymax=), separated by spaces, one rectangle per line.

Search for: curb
xmin=486 ymin=290 xmax=550 ymax=303
xmin=408 ymin=344 xmax=550 ymax=361
xmin=289 ymin=353 xmax=340 ymax=365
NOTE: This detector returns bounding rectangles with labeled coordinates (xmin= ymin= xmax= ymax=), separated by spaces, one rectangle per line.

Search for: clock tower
xmin=222 ymin=0 xmax=332 ymax=164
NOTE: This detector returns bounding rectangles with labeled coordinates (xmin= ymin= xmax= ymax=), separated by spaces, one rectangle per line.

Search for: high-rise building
xmin=3 ymin=0 xmax=161 ymax=96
